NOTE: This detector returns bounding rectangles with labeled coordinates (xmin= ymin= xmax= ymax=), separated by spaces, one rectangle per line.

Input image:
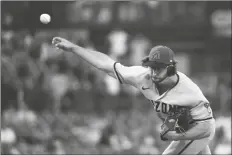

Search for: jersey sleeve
xmin=113 ymin=62 xmax=147 ymax=87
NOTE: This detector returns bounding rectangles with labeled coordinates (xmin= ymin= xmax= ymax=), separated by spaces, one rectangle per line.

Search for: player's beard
xmin=152 ymin=76 xmax=167 ymax=84
xmin=151 ymin=68 xmax=168 ymax=84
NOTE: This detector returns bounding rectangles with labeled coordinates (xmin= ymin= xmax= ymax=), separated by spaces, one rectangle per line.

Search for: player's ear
xmin=167 ymin=65 xmax=176 ymax=76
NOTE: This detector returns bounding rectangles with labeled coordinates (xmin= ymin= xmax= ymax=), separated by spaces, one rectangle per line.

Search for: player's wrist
xmin=161 ymin=131 xmax=181 ymax=141
xmin=171 ymin=132 xmax=182 ymax=140
xmin=70 ymin=44 xmax=87 ymax=55
xmin=70 ymin=44 xmax=78 ymax=52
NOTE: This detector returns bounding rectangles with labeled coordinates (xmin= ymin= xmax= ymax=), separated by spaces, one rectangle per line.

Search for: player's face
xmin=151 ymin=66 xmax=168 ymax=83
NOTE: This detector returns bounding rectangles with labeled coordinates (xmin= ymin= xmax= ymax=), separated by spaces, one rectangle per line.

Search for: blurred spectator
xmin=1 ymin=126 xmax=17 ymax=145
xmin=104 ymin=29 xmax=129 ymax=96
xmin=213 ymin=115 xmax=231 ymax=155
xmin=97 ymin=2 xmax=113 ymax=24
xmin=46 ymin=138 xmax=66 ymax=154
xmin=139 ymin=135 xmax=159 ymax=154
xmin=118 ymin=2 xmax=141 ymax=22
xmin=107 ymin=29 xmax=128 ymax=58
xmin=129 ymin=34 xmax=151 ymax=65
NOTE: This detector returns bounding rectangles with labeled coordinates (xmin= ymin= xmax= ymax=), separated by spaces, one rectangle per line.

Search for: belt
xmin=189 ymin=117 xmax=213 ymax=124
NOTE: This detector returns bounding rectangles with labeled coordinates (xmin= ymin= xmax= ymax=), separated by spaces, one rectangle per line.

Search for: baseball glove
xmin=160 ymin=106 xmax=193 ymax=141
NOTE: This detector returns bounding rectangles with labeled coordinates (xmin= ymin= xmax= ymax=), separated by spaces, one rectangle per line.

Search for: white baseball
xmin=40 ymin=14 xmax=51 ymax=24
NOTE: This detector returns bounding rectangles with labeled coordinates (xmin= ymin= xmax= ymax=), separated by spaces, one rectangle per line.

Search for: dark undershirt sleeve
xmin=113 ymin=62 xmax=124 ymax=84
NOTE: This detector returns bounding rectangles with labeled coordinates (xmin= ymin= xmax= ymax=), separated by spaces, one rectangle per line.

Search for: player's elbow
xmin=176 ymin=132 xmax=209 ymax=141
xmin=190 ymin=129 xmax=211 ymax=140
xmin=177 ymin=127 xmax=211 ymax=140
xmin=98 ymin=60 xmax=115 ymax=74
xmin=197 ymin=130 xmax=211 ymax=139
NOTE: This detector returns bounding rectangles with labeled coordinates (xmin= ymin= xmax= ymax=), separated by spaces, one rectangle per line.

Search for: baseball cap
xmin=143 ymin=45 xmax=176 ymax=68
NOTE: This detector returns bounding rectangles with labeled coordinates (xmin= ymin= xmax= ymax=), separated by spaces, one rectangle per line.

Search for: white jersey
xmin=113 ymin=63 xmax=213 ymax=120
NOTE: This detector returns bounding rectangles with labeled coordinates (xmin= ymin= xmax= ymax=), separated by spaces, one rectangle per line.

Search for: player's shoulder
xmin=177 ymin=71 xmax=189 ymax=79
xmin=177 ymin=71 xmax=207 ymax=99
xmin=127 ymin=65 xmax=151 ymax=81
xmin=131 ymin=65 xmax=150 ymax=74
xmin=115 ymin=63 xmax=150 ymax=86
xmin=177 ymin=71 xmax=197 ymax=87
xmin=116 ymin=63 xmax=150 ymax=75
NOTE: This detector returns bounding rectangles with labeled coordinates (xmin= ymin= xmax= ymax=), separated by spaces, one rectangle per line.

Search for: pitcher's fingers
xmin=52 ymin=37 xmax=62 ymax=44
xmin=54 ymin=44 xmax=62 ymax=51
xmin=52 ymin=39 xmax=57 ymax=45
xmin=55 ymin=43 xmax=61 ymax=47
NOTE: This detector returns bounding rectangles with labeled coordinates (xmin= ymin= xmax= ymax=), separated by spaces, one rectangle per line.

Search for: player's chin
xmin=152 ymin=77 xmax=162 ymax=83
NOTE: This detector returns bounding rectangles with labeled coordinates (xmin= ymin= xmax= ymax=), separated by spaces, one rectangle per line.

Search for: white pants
xmin=162 ymin=119 xmax=216 ymax=155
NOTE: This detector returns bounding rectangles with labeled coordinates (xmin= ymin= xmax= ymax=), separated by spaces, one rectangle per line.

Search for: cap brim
xmin=143 ymin=61 xmax=168 ymax=68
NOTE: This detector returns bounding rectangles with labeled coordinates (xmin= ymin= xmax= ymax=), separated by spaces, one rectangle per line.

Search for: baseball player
xmin=52 ymin=37 xmax=215 ymax=155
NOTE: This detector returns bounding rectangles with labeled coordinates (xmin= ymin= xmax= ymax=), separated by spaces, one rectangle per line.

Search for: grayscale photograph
xmin=1 ymin=1 xmax=231 ymax=154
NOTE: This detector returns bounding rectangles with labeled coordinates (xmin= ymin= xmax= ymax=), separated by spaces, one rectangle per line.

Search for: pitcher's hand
xmin=52 ymin=37 xmax=75 ymax=51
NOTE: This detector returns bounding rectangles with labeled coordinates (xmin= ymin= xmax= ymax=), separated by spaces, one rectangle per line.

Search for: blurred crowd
xmin=1 ymin=28 xmax=231 ymax=154
xmin=1 ymin=1 xmax=231 ymax=154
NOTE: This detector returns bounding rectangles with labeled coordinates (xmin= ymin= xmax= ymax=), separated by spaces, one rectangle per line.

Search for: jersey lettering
xmin=150 ymin=100 xmax=179 ymax=114
xmin=162 ymin=103 xmax=167 ymax=113
xmin=169 ymin=104 xmax=178 ymax=112
xmin=155 ymin=101 xmax=160 ymax=112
